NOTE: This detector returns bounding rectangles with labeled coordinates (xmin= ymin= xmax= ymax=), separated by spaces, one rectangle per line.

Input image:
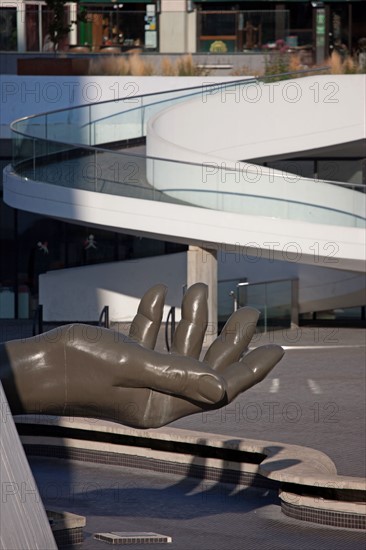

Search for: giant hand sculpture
xmin=0 ymin=284 xmax=284 ymax=428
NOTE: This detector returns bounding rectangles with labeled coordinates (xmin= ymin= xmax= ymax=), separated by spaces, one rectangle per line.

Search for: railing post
xmin=140 ymin=96 xmax=144 ymax=137
xmin=32 ymin=138 xmax=36 ymax=180
xmin=98 ymin=306 xmax=109 ymax=329
xmin=94 ymin=149 xmax=98 ymax=192
xmin=32 ymin=304 xmax=43 ymax=336
xmin=89 ymin=105 xmax=92 ymax=146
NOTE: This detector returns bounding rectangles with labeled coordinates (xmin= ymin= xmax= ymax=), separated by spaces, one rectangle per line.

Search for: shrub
xmin=88 ymin=53 xmax=209 ymax=77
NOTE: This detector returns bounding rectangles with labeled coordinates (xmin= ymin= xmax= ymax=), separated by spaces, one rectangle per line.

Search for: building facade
xmin=0 ymin=0 xmax=365 ymax=63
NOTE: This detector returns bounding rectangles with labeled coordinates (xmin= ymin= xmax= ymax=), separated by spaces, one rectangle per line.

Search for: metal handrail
xmin=10 ymin=76 xmax=258 ymax=132
xmin=10 ymin=66 xmax=330 ymax=138
xmin=32 ymin=304 xmax=110 ymax=334
xmin=98 ymin=305 xmax=110 ymax=329
xmin=10 ymin=66 xmax=364 ymax=225
xmin=32 ymin=304 xmax=43 ymax=336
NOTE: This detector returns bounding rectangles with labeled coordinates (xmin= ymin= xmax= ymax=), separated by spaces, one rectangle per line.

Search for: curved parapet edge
xmin=4 ymin=166 xmax=366 ymax=272
xmin=15 ymin=415 xmax=366 ymax=530
xmin=146 ymin=75 xmax=366 ymax=232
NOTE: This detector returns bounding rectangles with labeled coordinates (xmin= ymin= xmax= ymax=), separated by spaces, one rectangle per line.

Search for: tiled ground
xmin=30 ymin=457 xmax=366 ymax=550
xmin=2 ymin=321 xmax=365 ymax=547
xmin=172 ymin=327 xmax=366 ymax=478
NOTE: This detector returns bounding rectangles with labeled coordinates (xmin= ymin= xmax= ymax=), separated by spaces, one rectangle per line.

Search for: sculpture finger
xmin=203 ymin=307 xmax=260 ymax=372
xmin=223 ymin=345 xmax=284 ymax=401
xmin=129 ymin=284 xmax=167 ymax=349
xmin=118 ymin=347 xmax=226 ymax=406
xmin=171 ymin=283 xmax=208 ymax=359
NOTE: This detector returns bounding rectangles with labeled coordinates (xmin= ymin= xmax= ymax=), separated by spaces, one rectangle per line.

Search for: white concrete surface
xmin=3 ymin=75 xmax=365 ymax=322
xmin=0 ymin=383 xmax=57 ymax=550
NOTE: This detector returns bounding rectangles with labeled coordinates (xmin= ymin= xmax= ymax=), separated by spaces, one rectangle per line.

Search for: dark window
xmin=0 ymin=7 xmax=17 ymax=51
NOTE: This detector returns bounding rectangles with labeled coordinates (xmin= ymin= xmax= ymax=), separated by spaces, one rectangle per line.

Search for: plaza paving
xmin=173 ymin=326 xmax=366 ymax=478
xmin=1 ymin=321 xmax=365 ymax=548
xmin=3 ymin=322 xmax=364 ymax=477
xmin=30 ymin=457 xmax=366 ymax=550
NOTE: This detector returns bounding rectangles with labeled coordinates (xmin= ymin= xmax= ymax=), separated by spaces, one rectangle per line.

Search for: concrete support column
xmin=159 ymin=0 xmax=196 ymax=53
xmin=187 ymin=245 xmax=218 ymax=345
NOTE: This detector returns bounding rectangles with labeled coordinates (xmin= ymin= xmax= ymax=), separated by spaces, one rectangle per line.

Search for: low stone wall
xmin=16 ymin=415 xmax=366 ymax=531
xmin=1 ymin=51 xmax=267 ymax=76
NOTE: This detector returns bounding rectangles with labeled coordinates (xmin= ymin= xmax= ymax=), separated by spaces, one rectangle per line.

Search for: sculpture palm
xmin=0 ymin=283 xmax=284 ymax=428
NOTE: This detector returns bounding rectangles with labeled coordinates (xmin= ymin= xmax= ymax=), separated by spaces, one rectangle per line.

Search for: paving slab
xmin=30 ymin=457 xmax=366 ymax=550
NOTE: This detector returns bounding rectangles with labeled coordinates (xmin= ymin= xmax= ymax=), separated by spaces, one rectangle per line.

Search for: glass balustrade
xmin=218 ymin=278 xmax=295 ymax=331
xmin=10 ymin=76 xmax=366 ymax=228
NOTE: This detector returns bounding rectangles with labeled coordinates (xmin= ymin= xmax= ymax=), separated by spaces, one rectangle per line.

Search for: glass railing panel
xmin=93 ymin=149 xmax=151 ymax=199
xmin=218 ymin=280 xmax=237 ymax=326
xmin=236 ymin=279 xmax=292 ymax=330
xmin=13 ymin=115 xmax=47 ymax=140
xmin=90 ymin=98 xmax=144 ymax=145
xmin=27 ymin=139 xmax=93 ymax=190
xmin=12 ymin=132 xmax=35 ymax=171
xmin=208 ymin=162 xmax=366 ymax=227
xmin=239 ymin=283 xmax=266 ymax=311
xmin=264 ymin=280 xmax=292 ymax=329
xmin=88 ymin=85 xmax=221 ymax=144
xmin=32 ymin=139 xmax=85 ymax=186
xmin=146 ymin=156 xmax=220 ymax=209
xmin=9 ymin=75 xmax=364 ymax=229
xmin=45 ymin=107 xmax=92 ymax=145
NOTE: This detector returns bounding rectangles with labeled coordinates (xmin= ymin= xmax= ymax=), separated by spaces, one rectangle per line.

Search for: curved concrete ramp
xmin=4 ymin=164 xmax=365 ymax=272
xmin=3 ymin=75 xmax=366 ymax=272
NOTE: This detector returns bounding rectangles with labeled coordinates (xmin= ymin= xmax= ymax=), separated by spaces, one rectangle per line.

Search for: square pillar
xmin=187 ymin=245 xmax=217 ymax=344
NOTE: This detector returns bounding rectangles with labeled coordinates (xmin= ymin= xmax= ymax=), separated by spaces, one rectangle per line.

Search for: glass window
xmin=198 ymin=9 xmax=290 ymax=53
xmin=0 ymin=7 xmax=17 ymax=51
xmin=79 ymin=8 xmax=150 ymax=50
xmin=17 ymin=212 xmax=66 ymax=298
xmin=285 ymin=2 xmax=312 ymax=47
xmin=201 ymin=12 xmax=236 ymax=36
xmin=26 ymin=4 xmax=40 ymax=51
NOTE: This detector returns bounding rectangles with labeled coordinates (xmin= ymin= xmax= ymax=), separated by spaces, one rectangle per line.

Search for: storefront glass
xmin=197 ymin=10 xmax=290 ymax=52
xmin=78 ymin=3 xmax=158 ymax=51
xmin=0 ymin=7 xmax=17 ymax=51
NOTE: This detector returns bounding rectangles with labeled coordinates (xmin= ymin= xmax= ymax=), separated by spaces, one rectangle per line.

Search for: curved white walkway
xmin=3 ymin=75 xmax=366 ymax=272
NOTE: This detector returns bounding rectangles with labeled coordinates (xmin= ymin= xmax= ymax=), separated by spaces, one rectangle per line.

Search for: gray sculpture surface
xmin=0 ymin=284 xmax=284 ymax=428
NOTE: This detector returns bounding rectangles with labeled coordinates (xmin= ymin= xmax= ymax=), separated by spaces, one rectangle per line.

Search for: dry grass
xmin=88 ymin=54 xmax=155 ymax=76
xmin=176 ymin=54 xmax=210 ymax=76
xmin=89 ymin=56 xmax=130 ymax=76
xmin=160 ymin=57 xmax=178 ymax=76
xmin=262 ymin=50 xmax=365 ymax=80
xmin=288 ymin=54 xmax=303 ymax=73
xmin=229 ymin=65 xmax=260 ymax=77
xmin=88 ymin=53 xmax=210 ymax=77
xmin=328 ymin=51 xmax=343 ymax=74
xmin=88 ymin=50 xmax=365 ymax=78
xmin=328 ymin=51 xmax=358 ymax=74
xmin=312 ymin=51 xmax=363 ymax=75
xmin=129 ymin=54 xmax=155 ymax=76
